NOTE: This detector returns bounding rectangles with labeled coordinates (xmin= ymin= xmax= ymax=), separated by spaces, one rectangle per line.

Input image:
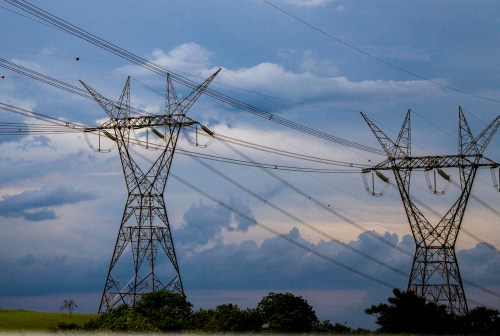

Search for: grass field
xmin=0 ymin=309 xmax=97 ymax=331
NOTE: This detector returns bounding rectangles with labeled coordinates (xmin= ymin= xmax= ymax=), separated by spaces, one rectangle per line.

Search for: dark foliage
xmin=84 ymin=304 xmax=155 ymax=332
xmin=312 ymin=320 xmax=355 ymax=333
xmin=365 ymin=288 xmax=454 ymax=334
xmin=133 ymin=289 xmax=193 ymax=331
xmin=365 ymin=288 xmax=500 ymax=335
xmin=459 ymin=306 xmax=500 ymax=336
xmin=257 ymin=292 xmax=319 ymax=333
xmin=84 ymin=290 xmax=192 ymax=332
xmin=49 ymin=321 xmax=78 ymax=331
xmin=189 ymin=303 xmax=262 ymax=332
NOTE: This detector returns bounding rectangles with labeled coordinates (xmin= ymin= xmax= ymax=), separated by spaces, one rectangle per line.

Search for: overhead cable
xmin=170 ymin=171 xmax=396 ymax=289
xmin=2 ymin=0 xmax=384 ymax=155
xmin=262 ymin=0 xmax=500 ymax=104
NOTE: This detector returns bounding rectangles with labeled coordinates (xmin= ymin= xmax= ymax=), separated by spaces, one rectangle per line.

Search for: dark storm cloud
xmin=0 ymin=226 xmax=497 ymax=309
xmin=0 ymin=254 xmax=106 ymax=295
xmin=180 ymin=227 xmax=499 ymax=295
xmin=0 ymin=186 xmax=95 ymax=221
xmin=175 ymin=198 xmax=257 ymax=248
xmin=180 ymin=227 xmax=411 ymax=290
xmin=458 ymin=242 xmax=500 ymax=286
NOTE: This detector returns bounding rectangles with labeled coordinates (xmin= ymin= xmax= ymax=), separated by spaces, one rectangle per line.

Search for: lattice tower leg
xmin=98 ymin=125 xmax=183 ymax=313
xmin=81 ymin=71 xmax=220 ymax=313
xmin=392 ymin=165 xmax=475 ymax=316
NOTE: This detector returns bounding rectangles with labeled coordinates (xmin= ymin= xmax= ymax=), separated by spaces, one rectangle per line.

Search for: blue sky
xmin=0 ymin=0 xmax=498 ymax=329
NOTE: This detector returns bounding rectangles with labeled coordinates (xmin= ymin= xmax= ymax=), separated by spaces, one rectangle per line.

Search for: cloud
xmin=458 ymin=242 xmax=500 ymax=286
xmin=217 ymin=61 xmax=444 ymax=111
xmin=0 ymin=226 xmax=496 ymax=328
xmin=0 ymin=186 xmax=95 ymax=221
xmin=180 ymin=227 xmax=411 ymax=290
xmin=0 ymin=254 xmax=106 ymax=295
xmin=115 ymin=42 xmax=445 ymax=113
xmin=178 ymin=226 xmax=499 ymax=299
xmin=300 ymin=50 xmax=339 ymax=75
xmin=176 ymin=198 xmax=257 ymax=248
xmin=117 ymin=43 xmax=213 ymax=77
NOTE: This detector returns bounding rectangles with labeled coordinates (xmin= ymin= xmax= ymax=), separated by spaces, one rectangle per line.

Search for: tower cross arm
xmin=176 ymin=68 xmax=221 ymax=115
xmin=97 ymin=114 xmax=198 ymax=130
xmin=460 ymin=108 xmax=499 ymax=156
xmin=364 ymin=154 xmax=498 ymax=172
xmin=80 ymin=80 xmax=123 ymax=119
xmin=360 ymin=111 xmax=410 ymax=158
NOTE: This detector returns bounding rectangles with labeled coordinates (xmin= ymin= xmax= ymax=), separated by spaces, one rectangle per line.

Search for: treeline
xmin=365 ymin=288 xmax=499 ymax=335
xmin=83 ymin=291 xmax=363 ymax=333
xmin=80 ymin=289 xmax=499 ymax=334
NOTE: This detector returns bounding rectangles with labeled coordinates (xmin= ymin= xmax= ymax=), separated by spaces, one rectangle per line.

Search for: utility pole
xmin=361 ymin=108 xmax=498 ymax=315
xmin=81 ymin=69 xmax=220 ymax=313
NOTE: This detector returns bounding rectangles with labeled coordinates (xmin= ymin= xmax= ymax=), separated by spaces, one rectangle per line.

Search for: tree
xmin=365 ymin=288 xmax=454 ymax=334
xmin=257 ymin=292 xmax=318 ymax=333
xmin=190 ymin=304 xmax=262 ymax=332
xmin=132 ymin=290 xmax=193 ymax=331
xmin=459 ymin=306 xmax=500 ymax=335
xmin=60 ymin=299 xmax=78 ymax=317
xmin=312 ymin=320 xmax=354 ymax=333
xmin=84 ymin=290 xmax=193 ymax=332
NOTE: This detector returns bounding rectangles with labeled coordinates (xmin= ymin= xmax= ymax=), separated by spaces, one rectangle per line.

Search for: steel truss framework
xmin=362 ymin=108 xmax=499 ymax=315
xmin=82 ymin=70 xmax=219 ymax=313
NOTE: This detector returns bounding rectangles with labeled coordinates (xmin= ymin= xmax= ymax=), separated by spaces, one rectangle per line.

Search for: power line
xmin=123 ymin=146 xmax=399 ymax=289
xmin=170 ymin=170 xmax=397 ymax=289
xmin=1 ymin=96 xmax=497 ymax=306
xmin=1 ymin=0 xmax=384 ymax=155
xmin=191 ymin=153 xmax=408 ymax=278
xmin=221 ymin=138 xmax=413 ymax=257
xmin=262 ymin=0 xmax=500 ymax=104
xmin=0 ymin=101 xmax=364 ymax=174
xmin=2 ymin=0 xmax=497 ymax=305
xmin=217 ymin=137 xmax=500 ymax=301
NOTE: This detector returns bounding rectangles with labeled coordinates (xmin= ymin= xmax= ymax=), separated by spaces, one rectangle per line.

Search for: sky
xmin=0 ymin=0 xmax=499 ymax=329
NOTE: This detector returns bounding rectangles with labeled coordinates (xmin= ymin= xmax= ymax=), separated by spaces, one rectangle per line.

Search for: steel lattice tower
xmin=362 ymin=108 xmax=498 ymax=315
xmin=81 ymin=70 xmax=219 ymax=313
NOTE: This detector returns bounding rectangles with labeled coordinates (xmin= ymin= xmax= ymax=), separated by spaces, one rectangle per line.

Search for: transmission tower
xmin=361 ymin=108 xmax=498 ymax=315
xmin=81 ymin=69 xmax=220 ymax=313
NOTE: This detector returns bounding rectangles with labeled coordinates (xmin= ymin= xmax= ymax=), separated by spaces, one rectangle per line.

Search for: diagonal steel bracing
xmin=81 ymin=70 xmax=219 ymax=313
xmin=361 ymin=108 xmax=498 ymax=315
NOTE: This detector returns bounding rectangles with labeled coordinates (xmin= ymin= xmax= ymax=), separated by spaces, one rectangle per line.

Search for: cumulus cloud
xmin=0 ymin=226 xmax=496 ymax=319
xmin=219 ymin=62 xmax=443 ymax=109
xmin=300 ymin=50 xmax=339 ymax=75
xmin=176 ymin=198 xmax=257 ymax=248
xmin=0 ymin=186 xmax=95 ymax=221
xmin=115 ymin=42 xmax=444 ymax=113
xmin=178 ymin=227 xmax=499 ymax=296
xmin=458 ymin=242 xmax=500 ymax=286
xmin=179 ymin=227 xmax=410 ymax=290
xmin=117 ymin=43 xmax=213 ymax=77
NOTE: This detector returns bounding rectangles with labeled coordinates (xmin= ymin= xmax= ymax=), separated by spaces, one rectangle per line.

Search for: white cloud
xmin=110 ymin=43 xmax=445 ymax=112
xmin=300 ymin=50 xmax=339 ymax=75
xmin=116 ymin=43 xmax=213 ymax=77
xmin=218 ymin=61 xmax=444 ymax=107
